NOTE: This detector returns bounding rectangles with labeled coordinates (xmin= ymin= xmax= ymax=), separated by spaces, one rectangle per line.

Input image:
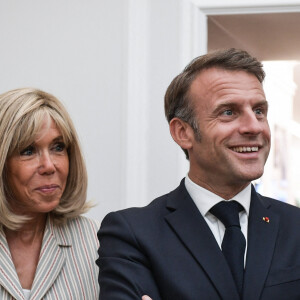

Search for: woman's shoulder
xmin=51 ymin=215 xmax=100 ymax=246
xmin=65 ymin=215 xmax=100 ymax=234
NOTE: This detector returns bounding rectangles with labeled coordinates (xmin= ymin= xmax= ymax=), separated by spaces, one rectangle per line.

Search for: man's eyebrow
xmin=211 ymin=99 xmax=268 ymax=114
xmin=256 ymin=100 xmax=269 ymax=106
xmin=212 ymin=102 xmax=239 ymax=113
xmin=252 ymin=100 xmax=269 ymax=111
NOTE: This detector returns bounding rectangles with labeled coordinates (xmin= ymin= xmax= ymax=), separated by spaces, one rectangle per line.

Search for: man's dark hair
xmin=164 ymin=48 xmax=265 ymax=159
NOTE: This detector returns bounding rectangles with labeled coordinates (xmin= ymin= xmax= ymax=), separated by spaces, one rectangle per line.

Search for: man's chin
xmin=230 ymin=165 xmax=265 ymax=184
xmin=240 ymin=170 xmax=264 ymax=183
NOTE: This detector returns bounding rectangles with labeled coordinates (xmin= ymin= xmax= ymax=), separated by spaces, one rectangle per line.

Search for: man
xmin=97 ymin=49 xmax=300 ymax=300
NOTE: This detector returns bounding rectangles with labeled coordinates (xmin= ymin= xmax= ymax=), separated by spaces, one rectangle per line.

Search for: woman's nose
xmin=38 ymin=152 xmax=56 ymax=175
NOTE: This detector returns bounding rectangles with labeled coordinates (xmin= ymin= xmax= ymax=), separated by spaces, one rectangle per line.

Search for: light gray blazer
xmin=0 ymin=215 xmax=100 ymax=300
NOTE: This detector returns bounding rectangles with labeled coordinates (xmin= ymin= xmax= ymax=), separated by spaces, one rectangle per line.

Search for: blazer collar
xmin=165 ymin=179 xmax=240 ymax=300
xmin=0 ymin=226 xmax=25 ymax=300
xmin=30 ymin=216 xmax=70 ymax=300
xmin=0 ymin=216 xmax=71 ymax=300
xmin=165 ymin=181 xmax=281 ymax=300
xmin=243 ymin=186 xmax=280 ymax=300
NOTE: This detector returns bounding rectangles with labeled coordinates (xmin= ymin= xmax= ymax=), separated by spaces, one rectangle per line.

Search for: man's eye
xmin=222 ymin=110 xmax=233 ymax=116
xmin=53 ymin=142 xmax=66 ymax=152
xmin=20 ymin=145 xmax=35 ymax=156
xmin=254 ymin=108 xmax=263 ymax=115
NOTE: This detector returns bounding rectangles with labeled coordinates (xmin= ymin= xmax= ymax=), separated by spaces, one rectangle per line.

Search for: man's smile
xmin=231 ymin=146 xmax=259 ymax=153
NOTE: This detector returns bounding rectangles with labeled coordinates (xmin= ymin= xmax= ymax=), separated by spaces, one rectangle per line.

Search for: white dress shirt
xmin=185 ymin=175 xmax=251 ymax=264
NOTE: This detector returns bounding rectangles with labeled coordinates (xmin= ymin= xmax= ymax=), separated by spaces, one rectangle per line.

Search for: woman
xmin=0 ymin=88 xmax=99 ymax=299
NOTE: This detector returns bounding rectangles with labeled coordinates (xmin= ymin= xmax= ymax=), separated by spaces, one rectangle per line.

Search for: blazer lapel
xmin=243 ymin=187 xmax=280 ymax=300
xmin=30 ymin=217 xmax=70 ymax=300
xmin=0 ymin=227 xmax=25 ymax=300
xmin=164 ymin=180 xmax=240 ymax=300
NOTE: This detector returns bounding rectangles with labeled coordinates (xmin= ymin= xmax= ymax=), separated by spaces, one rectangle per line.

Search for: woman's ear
xmin=169 ymin=118 xmax=194 ymax=151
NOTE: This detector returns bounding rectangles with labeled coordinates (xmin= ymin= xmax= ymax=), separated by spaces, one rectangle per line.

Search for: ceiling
xmin=208 ymin=13 xmax=300 ymax=61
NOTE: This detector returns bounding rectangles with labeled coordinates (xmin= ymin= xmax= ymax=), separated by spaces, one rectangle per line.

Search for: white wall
xmin=0 ymin=0 xmax=130 ymax=222
xmin=1 ymin=0 xmax=300 ymax=223
xmin=131 ymin=0 xmax=187 ymax=203
xmin=0 ymin=0 xmax=186 ymax=223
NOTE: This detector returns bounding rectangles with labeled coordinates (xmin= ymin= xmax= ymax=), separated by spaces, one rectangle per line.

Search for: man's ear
xmin=169 ymin=118 xmax=194 ymax=150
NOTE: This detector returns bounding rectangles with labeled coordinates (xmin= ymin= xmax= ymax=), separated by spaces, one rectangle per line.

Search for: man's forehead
xmin=187 ymin=68 xmax=266 ymax=112
xmin=189 ymin=68 xmax=263 ymax=95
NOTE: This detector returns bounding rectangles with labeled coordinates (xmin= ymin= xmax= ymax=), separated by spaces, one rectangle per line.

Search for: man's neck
xmin=188 ymin=172 xmax=250 ymax=200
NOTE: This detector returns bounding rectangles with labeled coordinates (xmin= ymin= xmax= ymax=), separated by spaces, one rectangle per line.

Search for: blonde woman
xmin=0 ymin=88 xmax=99 ymax=299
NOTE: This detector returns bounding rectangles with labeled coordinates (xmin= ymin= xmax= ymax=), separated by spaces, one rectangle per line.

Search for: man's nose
xmin=38 ymin=152 xmax=56 ymax=175
xmin=239 ymin=110 xmax=263 ymax=135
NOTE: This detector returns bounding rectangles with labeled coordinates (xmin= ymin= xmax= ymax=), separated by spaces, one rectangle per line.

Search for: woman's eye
xmin=53 ymin=142 xmax=66 ymax=152
xmin=20 ymin=145 xmax=35 ymax=156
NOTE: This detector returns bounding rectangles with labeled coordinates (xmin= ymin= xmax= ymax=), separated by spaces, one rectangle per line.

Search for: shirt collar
xmin=184 ymin=175 xmax=251 ymax=217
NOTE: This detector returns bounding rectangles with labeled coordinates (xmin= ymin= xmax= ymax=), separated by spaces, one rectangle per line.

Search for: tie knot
xmin=210 ymin=201 xmax=243 ymax=228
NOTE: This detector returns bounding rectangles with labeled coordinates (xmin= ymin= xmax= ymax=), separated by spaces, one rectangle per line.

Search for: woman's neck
xmin=4 ymin=213 xmax=47 ymax=245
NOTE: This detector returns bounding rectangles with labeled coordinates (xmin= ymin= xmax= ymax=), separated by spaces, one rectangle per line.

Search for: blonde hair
xmin=0 ymin=88 xmax=90 ymax=230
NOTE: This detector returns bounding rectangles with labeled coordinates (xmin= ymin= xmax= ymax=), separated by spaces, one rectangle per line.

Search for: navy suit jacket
xmin=97 ymin=180 xmax=300 ymax=299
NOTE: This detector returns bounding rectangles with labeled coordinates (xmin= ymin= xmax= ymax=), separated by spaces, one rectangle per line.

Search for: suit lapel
xmin=30 ymin=217 xmax=69 ymax=300
xmin=0 ymin=227 xmax=25 ymax=300
xmin=164 ymin=180 xmax=240 ymax=300
xmin=243 ymin=187 xmax=280 ymax=300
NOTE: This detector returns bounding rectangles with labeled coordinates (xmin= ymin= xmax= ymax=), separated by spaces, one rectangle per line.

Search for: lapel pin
xmin=263 ymin=217 xmax=270 ymax=223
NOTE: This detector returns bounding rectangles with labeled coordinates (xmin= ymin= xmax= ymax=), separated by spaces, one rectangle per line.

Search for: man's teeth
xmin=232 ymin=146 xmax=259 ymax=153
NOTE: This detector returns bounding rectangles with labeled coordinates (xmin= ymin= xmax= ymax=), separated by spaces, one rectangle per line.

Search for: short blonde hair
xmin=0 ymin=88 xmax=90 ymax=230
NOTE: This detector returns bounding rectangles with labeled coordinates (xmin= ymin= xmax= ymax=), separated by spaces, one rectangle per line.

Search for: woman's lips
xmin=36 ymin=185 xmax=60 ymax=193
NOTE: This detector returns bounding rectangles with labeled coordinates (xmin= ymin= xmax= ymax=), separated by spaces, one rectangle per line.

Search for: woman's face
xmin=6 ymin=118 xmax=69 ymax=216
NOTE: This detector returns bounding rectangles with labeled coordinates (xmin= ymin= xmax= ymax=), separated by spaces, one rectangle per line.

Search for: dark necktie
xmin=210 ymin=201 xmax=246 ymax=297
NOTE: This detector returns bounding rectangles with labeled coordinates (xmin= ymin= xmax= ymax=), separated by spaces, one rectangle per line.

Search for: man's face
xmin=187 ymin=68 xmax=271 ymax=195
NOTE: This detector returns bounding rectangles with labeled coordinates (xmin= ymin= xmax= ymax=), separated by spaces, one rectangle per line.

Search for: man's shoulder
xmin=109 ymin=190 xmax=172 ymax=221
xmin=101 ymin=180 xmax=187 ymax=227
